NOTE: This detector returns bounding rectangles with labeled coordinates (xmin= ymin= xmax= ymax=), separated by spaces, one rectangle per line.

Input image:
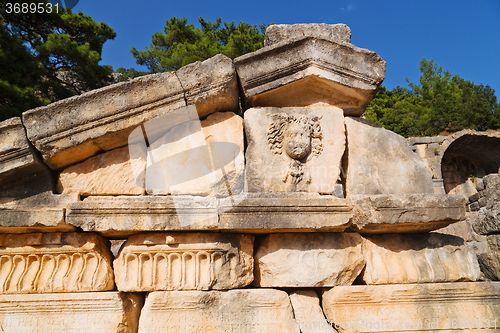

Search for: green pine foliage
xmin=366 ymin=58 xmax=500 ymax=137
xmin=0 ymin=0 xmax=116 ymax=121
xmin=131 ymin=17 xmax=268 ymax=72
xmin=114 ymin=67 xmax=149 ymax=82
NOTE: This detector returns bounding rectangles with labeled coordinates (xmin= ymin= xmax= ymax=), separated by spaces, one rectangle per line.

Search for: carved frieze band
xmin=0 ymin=233 xmax=114 ymax=293
xmin=114 ymin=233 xmax=254 ymax=291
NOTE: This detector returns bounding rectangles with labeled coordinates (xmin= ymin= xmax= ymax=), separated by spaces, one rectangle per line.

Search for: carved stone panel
xmin=138 ymin=289 xmax=299 ymax=333
xmin=0 ymin=233 xmax=114 ymax=293
xmin=254 ymin=233 xmax=365 ymax=287
xmin=323 ymin=282 xmax=500 ymax=333
xmin=0 ymin=292 xmax=142 ymax=333
xmin=362 ymin=233 xmax=481 ymax=284
xmin=114 ymin=233 xmax=254 ymax=291
xmin=245 ymin=107 xmax=345 ymax=194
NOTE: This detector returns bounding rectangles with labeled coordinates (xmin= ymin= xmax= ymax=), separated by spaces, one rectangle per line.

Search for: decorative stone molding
xmin=113 ymin=233 xmax=254 ymax=291
xmin=23 ymin=55 xmax=238 ymax=170
xmin=349 ymin=194 xmax=466 ymax=233
xmin=219 ymin=194 xmax=353 ymax=232
xmin=235 ymin=36 xmax=385 ymax=113
xmin=0 ymin=233 xmax=114 ymax=293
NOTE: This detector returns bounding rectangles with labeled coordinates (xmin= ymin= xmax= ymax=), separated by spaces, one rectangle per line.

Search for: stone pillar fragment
xmin=254 ymin=233 xmax=365 ymax=287
xmin=289 ymin=290 xmax=336 ymax=333
xmin=114 ymin=233 xmax=254 ymax=291
xmin=138 ymin=289 xmax=299 ymax=333
xmin=0 ymin=292 xmax=142 ymax=333
xmin=0 ymin=232 xmax=114 ymax=293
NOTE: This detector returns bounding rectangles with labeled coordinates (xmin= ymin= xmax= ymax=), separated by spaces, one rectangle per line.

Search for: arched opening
xmin=441 ymin=134 xmax=500 ymax=197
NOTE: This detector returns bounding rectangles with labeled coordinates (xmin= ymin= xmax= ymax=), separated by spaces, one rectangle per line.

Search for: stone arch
xmin=438 ymin=129 xmax=500 ymax=197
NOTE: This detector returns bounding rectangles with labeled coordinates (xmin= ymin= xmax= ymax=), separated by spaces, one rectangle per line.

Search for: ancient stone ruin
xmin=1 ymin=23 xmax=500 ymax=332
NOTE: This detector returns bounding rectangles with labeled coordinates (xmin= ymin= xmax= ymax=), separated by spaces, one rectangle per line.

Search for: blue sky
xmin=73 ymin=0 xmax=500 ymax=95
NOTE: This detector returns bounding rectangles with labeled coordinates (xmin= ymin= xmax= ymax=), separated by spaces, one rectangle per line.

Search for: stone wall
xmin=409 ymin=130 xmax=500 ymax=198
xmin=1 ymin=23 xmax=499 ymax=333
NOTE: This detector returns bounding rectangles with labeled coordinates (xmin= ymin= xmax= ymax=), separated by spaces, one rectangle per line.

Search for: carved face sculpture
xmin=283 ymin=122 xmax=311 ymax=160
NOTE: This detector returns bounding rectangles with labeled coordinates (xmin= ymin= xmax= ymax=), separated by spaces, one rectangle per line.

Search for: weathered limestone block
xmin=138 ymin=289 xmax=299 ymax=333
xmin=345 ymin=117 xmax=434 ymax=196
xmin=362 ymin=233 xmax=481 ymax=284
xmin=350 ymin=194 xmax=466 ymax=233
xmin=245 ymin=107 xmax=345 ymax=194
xmin=0 ymin=192 xmax=78 ymax=233
xmin=176 ymin=54 xmax=239 ymax=116
xmin=66 ymin=196 xmax=218 ymax=237
xmin=0 ymin=117 xmax=53 ymax=197
xmin=254 ymin=233 xmax=365 ymax=287
xmin=57 ymin=145 xmax=146 ymax=195
xmin=23 ymin=72 xmax=186 ymax=169
xmin=0 ymin=232 xmax=114 ymax=293
xmin=219 ymin=193 xmax=352 ymax=232
xmin=0 ymin=292 xmax=142 ymax=333
xmin=265 ymin=23 xmax=351 ymax=46
xmin=289 ymin=290 xmax=336 ymax=333
xmin=476 ymin=234 xmax=500 ymax=281
xmin=114 ymin=233 xmax=254 ymax=291
xmin=146 ymin=111 xmax=244 ymax=196
xmin=323 ymin=282 xmax=500 ymax=333
xmin=235 ymin=35 xmax=385 ymax=113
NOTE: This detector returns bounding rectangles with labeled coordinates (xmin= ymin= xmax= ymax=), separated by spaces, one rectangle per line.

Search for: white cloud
xmin=341 ymin=3 xmax=358 ymax=13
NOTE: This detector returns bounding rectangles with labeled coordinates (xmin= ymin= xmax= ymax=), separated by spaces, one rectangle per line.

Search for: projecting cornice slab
xmin=22 ymin=55 xmax=238 ymax=170
xmin=235 ymin=36 xmax=385 ymax=114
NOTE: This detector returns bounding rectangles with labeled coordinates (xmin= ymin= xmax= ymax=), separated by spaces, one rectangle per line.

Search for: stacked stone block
xmin=0 ymin=23 xmax=498 ymax=333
